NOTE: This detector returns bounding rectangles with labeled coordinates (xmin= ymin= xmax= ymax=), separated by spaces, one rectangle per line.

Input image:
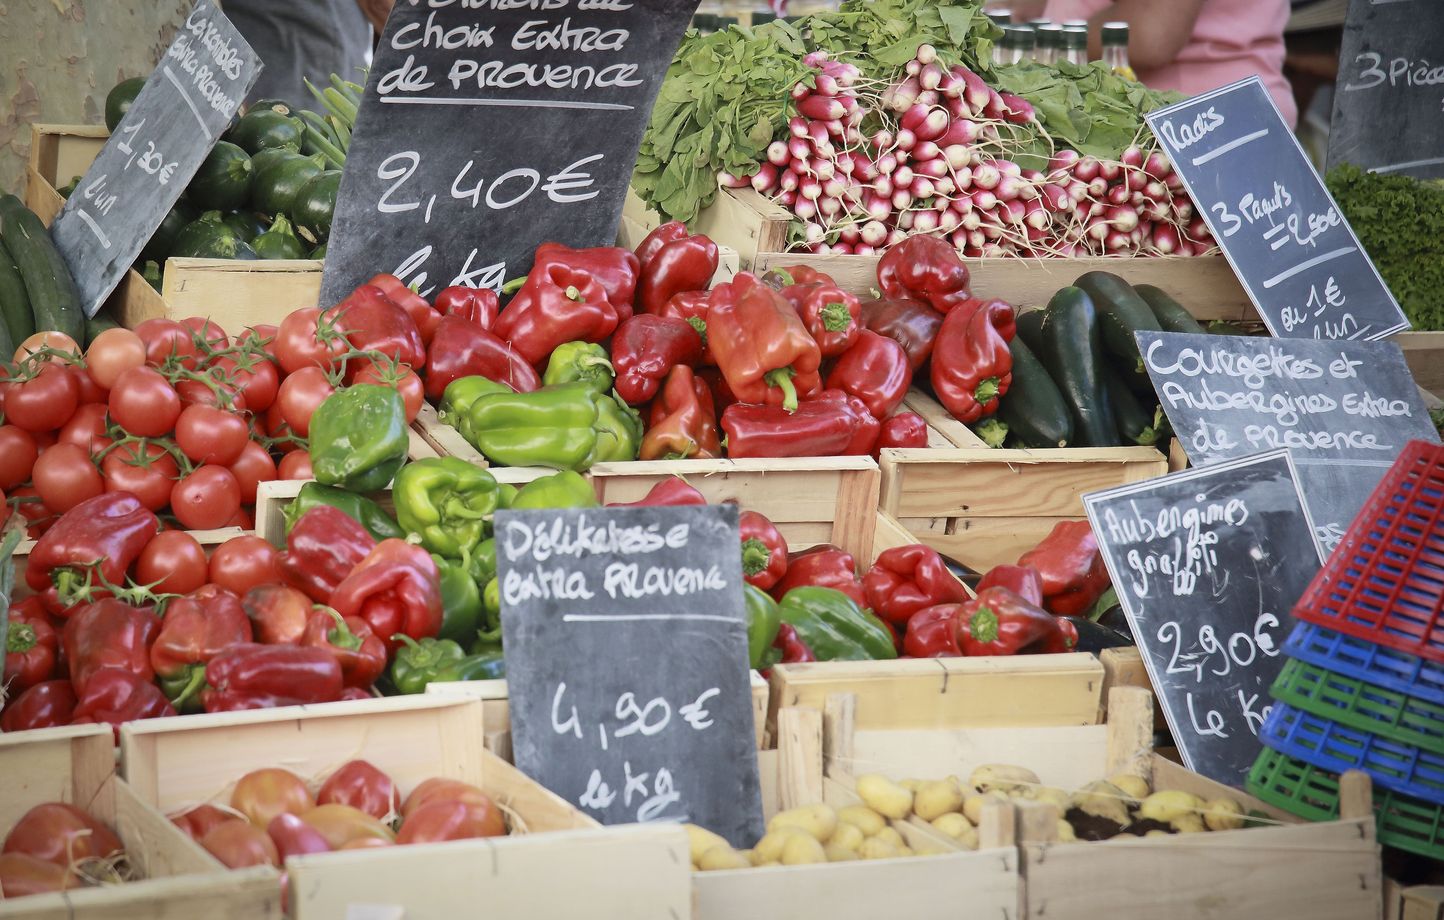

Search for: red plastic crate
xmin=1292 ymin=440 xmax=1444 ymax=663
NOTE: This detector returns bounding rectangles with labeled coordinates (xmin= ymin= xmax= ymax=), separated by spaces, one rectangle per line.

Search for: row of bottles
xmin=691 ymin=0 xmax=839 ymax=31
xmin=986 ymin=10 xmax=1134 ymax=79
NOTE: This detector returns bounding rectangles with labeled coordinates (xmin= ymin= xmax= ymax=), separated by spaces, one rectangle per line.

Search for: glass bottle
xmin=985 ymin=8 xmax=1013 ymax=27
xmin=1062 ymin=26 xmax=1089 ymax=66
xmin=1101 ymin=21 xmax=1136 ymax=80
xmin=1011 ymin=25 xmax=1037 ymax=64
xmin=992 ymin=26 xmax=1014 ymax=67
xmin=1035 ymin=23 xmax=1062 ymax=65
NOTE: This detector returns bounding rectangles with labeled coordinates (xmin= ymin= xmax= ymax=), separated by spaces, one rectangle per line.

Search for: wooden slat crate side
xmin=899 ymin=389 xmax=988 ymax=448
xmin=0 ymin=724 xmax=114 ymax=831
xmin=160 ymin=258 xmax=322 ymax=328
xmin=413 ymin=402 xmax=486 ymax=464
xmin=0 ymin=867 xmax=282 ymax=920
xmin=25 ymin=124 xmax=108 ymax=199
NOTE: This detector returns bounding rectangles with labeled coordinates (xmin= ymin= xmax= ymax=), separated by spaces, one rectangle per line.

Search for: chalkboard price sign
xmin=49 ymin=0 xmax=260 ymax=318
xmin=1145 ymin=77 xmax=1409 ymax=342
xmin=1329 ymin=0 xmax=1444 ymax=179
xmin=1084 ymin=451 xmax=1324 ymax=787
xmin=319 ymin=0 xmax=700 ymax=305
xmin=1138 ymin=331 xmax=1439 ymax=554
xmin=495 ymin=503 xmax=764 ymax=848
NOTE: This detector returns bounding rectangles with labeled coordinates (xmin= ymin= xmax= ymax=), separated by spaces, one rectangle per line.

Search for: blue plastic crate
xmin=1261 ymin=701 xmax=1444 ymax=805
xmin=1284 ymin=621 xmax=1444 ymax=707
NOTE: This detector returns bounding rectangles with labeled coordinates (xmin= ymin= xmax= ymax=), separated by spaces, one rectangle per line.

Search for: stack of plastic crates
xmin=1248 ymin=439 xmax=1444 ymax=860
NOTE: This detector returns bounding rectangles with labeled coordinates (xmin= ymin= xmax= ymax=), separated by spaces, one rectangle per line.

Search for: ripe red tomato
xmin=109 ymin=367 xmax=181 ymax=437
xmin=135 ymin=530 xmax=209 ymax=595
xmin=352 ymin=362 xmax=424 ymax=423
xmin=170 ymin=804 xmax=237 ymax=843
xmin=85 ymin=328 xmax=146 ymax=390
xmin=31 ymin=444 xmax=104 ymax=513
xmin=213 ymin=354 xmax=279 ymax=413
xmin=266 ymin=813 xmax=332 ymax=861
xmin=227 ymin=507 xmax=253 ymax=530
xmin=263 ymin=402 xmax=299 ymax=453
xmin=277 ymin=450 xmax=313 ymax=480
xmin=0 ymin=425 xmax=39 ymax=489
xmin=181 ymin=316 xmax=229 ymax=354
xmin=200 ymin=819 xmax=279 ymax=869
xmin=276 ymin=367 xmax=335 ymax=437
xmin=14 ymin=331 xmax=79 ymax=364
xmin=66 ymin=364 xmax=108 ymax=405
xmin=400 ymin=778 xmax=495 ymax=819
xmin=0 ymin=852 xmax=76 ymax=897
xmin=175 ymin=405 xmax=249 ymax=465
xmin=175 ymin=377 xmax=245 ymax=412
xmin=231 ymin=768 xmax=314 ymax=828
xmin=396 ymin=799 xmax=505 ymax=844
xmin=5 ymin=364 xmax=79 ymax=432
xmin=100 ymin=441 xmax=179 ymax=511
xmin=133 ymin=317 xmax=198 ymax=368
xmin=299 ymin=805 xmax=395 ymax=849
xmin=2 ymin=803 xmax=123 ymax=867
xmin=242 ymin=584 xmax=311 ymax=645
xmin=275 ymin=307 xmax=346 ymax=375
xmin=58 ymin=403 xmax=112 ymax=456
xmin=228 ymin=441 xmax=277 ymax=504
xmin=316 ymin=761 xmax=398 ymax=821
xmin=9 ymin=485 xmax=55 ymax=539
xmin=170 ymin=466 xmax=241 ymax=529
xmin=209 ymin=535 xmax=284 ymax=596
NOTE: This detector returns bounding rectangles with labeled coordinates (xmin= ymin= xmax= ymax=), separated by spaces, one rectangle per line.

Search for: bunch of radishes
xmin=720 ymin=45 xmax=1215 ymax=258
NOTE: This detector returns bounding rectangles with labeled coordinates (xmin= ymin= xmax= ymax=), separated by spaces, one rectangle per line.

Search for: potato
xmin=900 ymin=778 xmax=925 ymax=792
xmin=831 ymin=821 xmax=865 ymax=852
xmin=756 ymin=860 xmax=781 ymax=867
xmin=753 ymin=828 xmax=804 ymax=863
xmin=1139 ymin=790 xmax=1203 ymax=823
xmin=1028 ymin=786 xmax=1070 ymax=812
xmin=968 ymin=763 xmax=1040 ymax=795
xmin=824 ymin=841 xmax=860 ymax=862
xmin=962 ymin=791 xmax=1008 ymax=825
xmin=913 ymin=844 xmax=947 ymax=856
xmin=767 ymin=804 xmax=837 ymax=842
xmin=836 ymin=805 xmax=886 ymax=837
xmin=856 ymin=774 xmax=913 ymax=819
xmin=1203 ymin=797 xmax=1244 ymax=831
xmin=872 ymin=826 xmax=905 ymax=849
xmin=1055 ymin=819 xmax=1076 ymax=843
xmin=780 ymin=833 xmax=827 ymax=865
xmin=698 ymin=845 xmax=751 ymax=871
xmin=858 ymin=836 xmax=901 ymax=860
xmin=1144 ymin=829 xmax=1171 ymax=838
xmin=930 ymin=812 xmax=973 ymax=840
xmin=1170 ymin=813 xmax=1206 ymax=834
xmin=913 ymin=778 xmax=965 ymax=821
xmin=686 ymin=823 xmax=730 ymax=865
xmin=954 ymin=825 xmax=980 ymax=850
xmin=1069 ymin=780 xmax=1130 ymax=827
xmin=1107 ymin=773 xmax=1151 ymax=801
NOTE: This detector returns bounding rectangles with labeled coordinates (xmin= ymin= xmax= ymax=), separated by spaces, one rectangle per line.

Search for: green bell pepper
xmin=543 ymin=342 xmax=614 ymax=394
xmin=443 ymin=650 xmax=506 ymax=681
xmin=433 ymin=555 xmax=484 ymax=646
xmin=745 ymin=584 xmax=782 ymax=670
xmin=469 ymin=537 xmax=497 ymax=586
xmin=393 ymin=458 xmax=499 ymax=558
xmin=498 ymin=483 xmax=519 ymax=509
xmin=588 ymin=390 xmax=642 ymax=465
xmin=509 ymin=470 xmax=598 ymax=510
xmin=777 ymin=586 xmax=898 ymax=662
xmin=309 ymin=385 xmax=409 ymax=492
xmin=467 ymin=383 xmax=599 ymax=470
xmin=390 ymin=635 xmax=467 ymax=694
xmin=440 ymin=376 xmax=514 ymax=444
xmin=282 ymin=482 xmax=404 ymax=541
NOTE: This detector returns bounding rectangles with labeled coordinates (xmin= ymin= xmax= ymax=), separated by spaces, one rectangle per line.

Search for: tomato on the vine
xmin=277 ymin=450 xmax=313 ymax=480
xmin=171 ymin=466 xmax=241 ymax=529
xmin=32 ymin=444 xmax=103 ymax=513
xmin=0 ymin=425 xmax=40 ymax=489
xmin=58 ymin=404 xmax=112 ymax=456
xmin=275 ymin=308 xmax=347 ymax=375
xmin=85 ymin=328 xmax=146 ymax=389
xmin=276 ymin=366 xmax=335 ymax=437
xmin=14 ymin=331 xmax=80 ymax=365
xmin=66 ymin=365 xmax=107 ymax=406
xmin=351 ymin=361 xmax=424 ymax=424
xmin=181 ymin=317 xmax=229 ymax=355
xmin=228 ymin=441 xmax=277 ymax=504
xmin=109 ymin=367 xmax=182 ymax=437
xmin=134 ymin=318 xmax=199 ymax=369
xmin=135 ymin=530 xmax=209 ymax=595
xmin=9 ymin=485 xmax=55 ymax=538
xmin=175 ymin=405 xmax=249 ymax=466
xmin=212 ymin=354 xmax=279 ymax=413
xmin=101 ymin=441 xmax=180 ymax=511
xmin=208 ymin=535 xmax=284 ymax=596
xmin=5 ymin=364 xmax=79 ymax=432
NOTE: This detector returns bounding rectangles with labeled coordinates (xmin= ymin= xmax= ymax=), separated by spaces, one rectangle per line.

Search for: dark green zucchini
xmin=141 ymin=200 xmax=197 ymax=263
xmin=249 ymin=147 xmax=296 ymax=177
xmin=996 ymin=336 xmax=1073 ymax=448
xmin=1014 ymin=307 xmax=1046 ymax=356
xmin=289 ymin=170 xmax=340 ymax=243
xmin=222 ymin=211 xmax=267 ymax=243
xmin=251 ymin=153 xmax=324 ymax=218
xmin=0 ymin=233 xmax=35 ymax=344
xmin=105 ymin=77 xmax=146 ymax=132
xmin=171 ymin=211 xmax=244 ymax=259
xmin=0 ymin=195 xmax=84 ymax=343
xmin=1074 ymin=270 xmax=1162 ymax=374
xmin=1135 ymin=284 xmax=1205 ymax=335
xmin=188 ymin=142 xmax=254 ymax=211
xmin=1104 ymin=368 xmax=1164 ymax=446
xmin=252 ymin=214 xmax=307 ymax=259
xmin=1038 ymin=286 xmax=1119 ymax=447
xmin=226 ymin=109 xmax=303 ymax=155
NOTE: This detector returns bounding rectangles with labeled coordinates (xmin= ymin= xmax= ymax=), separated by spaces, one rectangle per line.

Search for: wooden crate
xmin=0 ymin=723 xmax=279 ymax=920
xmin=118 ymin=695 xmax=692 ymax=920
xmin=1397 ymin=331 xmax=1444 ymax=398
xmin=879 ymin=445 xmax=1168 ymax=572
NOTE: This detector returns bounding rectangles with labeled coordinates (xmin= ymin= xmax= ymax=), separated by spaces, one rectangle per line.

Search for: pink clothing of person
xmin=1043 ymin=0 xmax=1296 ymax=127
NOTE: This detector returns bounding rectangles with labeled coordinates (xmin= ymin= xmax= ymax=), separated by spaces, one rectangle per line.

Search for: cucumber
xmin=289 ymin=170 xmax=340 ymax=242
xmin=171 ymin=211 xmax=244 ymax=259
xmin=105 ymin=77 xmax=145 ymax=132
xmin=1135 ymin=284 xmax=1206 ymax=335
xmin=1104 ymin=368 xmax=1164 ymax=446
xmin=252 ymin=153 xmax=324 ymax=219
xmin=252 ymin=214 xmax=307 ymax=259
xmin=1038 ymin=286 xmax=1118 ymax=447
xmin=141 ymin=200 xmax=196 ymax=263
xmin=1074 ymin=270 xmax=1162 ymax=374
xmin=1014 ymin=307 xmax=1045 ymax=355
xmin=310 ymin=242 xmax=327 ymax=259
xmin=996 ymin=336 xmax=1073 ymax=448
xmin=84 ymin=306 xmax=120 ymax=345
xmin=188 ymin=142 xmax=254 ymax=211
xmin=0 ymin=234 xmax=35 ymax=344
xmin=226 ymin=109 xmax=303 ymax=155
xmin=0 ymin=195 xmax=84 ymax=343
xmin=222 ymin=211 xmax=267 ymax=243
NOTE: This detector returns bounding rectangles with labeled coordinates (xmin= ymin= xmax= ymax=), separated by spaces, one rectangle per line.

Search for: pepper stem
xmin=740 ymin=538 xmax=772 ymax=577
xmin=6 ymin=622 xmax=37 ymax=654
xmin=820 ymin=301 xmax=853 ymax=332
xmin=169 ymin=666 xmax=208 ymax=711
xmin=564 ymin=285 xmax=583 ymax=302
xmin=325 ymin=607 xmax=363 ymax=652
xmin=974 ymin=377 xmax=1001 ymax=406
xmin=501 ymin=275 xmax=527 ymax=295
xmin=685 ymin=316 xmax=707 ymax=349
xmin=765 ymin=366 xmax=800 ymax=412
xmin=969 ymin=606 xmax=1000 ymax=644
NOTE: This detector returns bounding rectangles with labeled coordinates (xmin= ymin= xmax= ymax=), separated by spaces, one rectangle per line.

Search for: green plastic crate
xmin=1272 ymin=657 xmax=1444 ymax=755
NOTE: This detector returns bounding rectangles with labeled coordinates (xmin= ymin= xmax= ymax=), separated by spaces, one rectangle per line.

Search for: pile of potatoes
xmin=687 ymin=797 xmax=950 ymax=870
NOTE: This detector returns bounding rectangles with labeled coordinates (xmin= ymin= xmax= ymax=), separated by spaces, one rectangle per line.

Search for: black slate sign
xmin=1328 ymin=0 xmax=1444 ymax=180
xmin=495 ymin=503 xmax=764 ymax=848
xmin=1084 ymin=450 xmax=1325 ymax=788
xmin=49 ymin=0 xmax=260 ymax=317
xmin=319 ymin=0 xmax=699 ymax=304
xmin=1138 ymin=330 xmax=1439 ymax=554
xmin=1145 ymin=76 xmax=1409 ymax=341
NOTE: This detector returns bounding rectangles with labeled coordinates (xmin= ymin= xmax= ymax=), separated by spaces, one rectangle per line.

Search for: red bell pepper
xmin=366 ymin=273 xmax=442 ymax=345
xmin=862 ymin=544 xmax=968 ymax=627
xmin=423 ymin=314 xmax=540 ymax=399
xmin=769 ymin=545 xmax=864 ymax=607
xmin=771 ymin=623 xmax=816 ymax=666
xmin=25 ymin=492 xmax=158 ymax=604
xmin=612 ymin=315 xmax=704 ymax=405
xmin=876 ymin=235 xmax=974 ymax=313
xmin=493 ymin=264 xmax=619 ymax=367
xmin=62 ymin=598 xmax=159 ymax=695
xmin=434 ymin=286 xmax=499 ymax=330
xmin=659 ymin=291 xmax=714 ymax=364
xmin=1016 ymin=521 xmax=1111 ymax=616
xmin=0 ymin=679 xmax=76 ymax=732
xmin=781 ymin=275 xmax=861 ymax=358
xmin=534 ymin=242 xmax=640 ymax=322
xmin=977 ymin=564 xmax=1045 ymax=608
xmin=952 ymin=587 xmax=1075 ymax=656
xmin=6 ymin=605 xmax=59 ymax=693
xmin=150 ymin=586 xmax=252 ymax=712
xmin=827 ymin=330 xmax=912 ymax=419
xmin=605 ymin=477 xmax=707 ymax=508
xmin=707 ymin=274 xmax=821 ymax=411
xmin=635 ymin=222 xmax=718 ymax=315
xmin=930 ymin=299 xmax=1015 ymax=424
xmin=243 ymin=584 xmax=312 ymax=646
xmin=324 ymin=284 xmax=426 ymax=370
xmin=202 ymin=643 xmax=345 ymax=712
xmin=860 ymin=297 xmax=944 ymax=372
xmin=904 ymin=605 xmax=962 ymax=658
xmin=772 ymin=265 xmax=838 ymax=287
xmin=301 ymin=607 xmax=386 ymax=690
xmin=641 ymin=365 xmax=721 ymax=461
xmin=739 ymin=510 xmax=788 ymax=591
xmin=875 ymin=413 xmax=929 ymax=455
xmin=697 ymin=366 xmax=735 ymax=412
xmin=330 ymin=540 xmax=444 ymax=653
xmin=281 ymin=506 xmax=377 ymax=604
xmin=71 ymin=667 xmax=176 ymax=734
